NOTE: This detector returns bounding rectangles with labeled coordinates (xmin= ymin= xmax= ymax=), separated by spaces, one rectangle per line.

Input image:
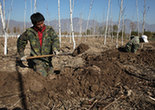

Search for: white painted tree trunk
xmin=116 ymin=0 xmax=123 ymax=48
xmin=46 ymin=5 xmax=50 ymax=25
xmin=79 ymin=13 xmax=83 ymax=41
xmin=111 ymin=20 xmax=114 ymax=43
xmin=104 ymin=0 xmax=111 ymax=45
xmin=6 ymin=0 xmax=13 ymax=32
xmin=58 ymin=0 xmax=61 ymax=47
xmin=31 ymin=0 xmax=32 ymax=14
xmin=136 ymin=0 xmax=139 ymax=36
xmin=3 ymin=0 xmax=5 ymax=23
xmin=69 ymin=0 xmax=76 ymax=49
xmin=86 ymin=0 xmax=94 ymax=34
xmin=108 ymin=22 xmax=110 ymax=39
xmin=24 ymin=0 xmax=27 ymax=31
xmin=0 ymin=2 xmax=7 ymax=55
xmin=93 ymin=19 xmax=96 ymax=35
xmin=121 ymin=15 xmax=124 ymax=46
xmin=142 ymin=0 xmax=146 ymax=35
xmin=110 ymin=3 xmax=113 ymax=43
xmin=129 ymin=29 xmax=131 ymax=40
xmin=34 ymin=0 xmax=37 ymax=13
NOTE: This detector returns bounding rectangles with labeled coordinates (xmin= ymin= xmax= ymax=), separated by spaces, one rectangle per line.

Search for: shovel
xmin=25 ymin=53 xmax=72 ymax=60
xmin=22 ymin=43 xmax=89 ymax=60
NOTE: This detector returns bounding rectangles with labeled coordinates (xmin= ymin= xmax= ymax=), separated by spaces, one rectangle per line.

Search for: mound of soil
xmin=72 ymin=43 xmax=89 ymax=57
xmin=0 ymin=38 xmax=155 ymax=110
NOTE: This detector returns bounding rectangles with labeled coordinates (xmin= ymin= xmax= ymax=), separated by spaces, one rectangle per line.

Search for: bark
xmin=86 ymin=0 xmax=94 ymax=35
xmin=24 ymin=0 xmax=27 ymax=31
xmin=104 ymin=0 xmax=111 ymax=45
xmin=58 ymin=0 xmax=62 ymax=47
xmin=142 ymin=0 xmax=146 ymax=35
xmin=79 ymin=13 xmax=83 ymax=41
xmin=0 ymin=2 xmax=8 ymax=55
xmin=34 ymin=0 xmax=37 ymax=12
xmin=136 ymin=0 xmax=139 ymax=36
xmin=31 ymin=0 xmax=32 ymax=14
xmin=69 ymin=0 xmax=76 ymax=49
xmin=6 ymin=0 xmax=13 ymax=32
xmin=116 ymin=0 xmax=123 ymax=48
xmin=121 ymin=15 xmax=124 ymax=46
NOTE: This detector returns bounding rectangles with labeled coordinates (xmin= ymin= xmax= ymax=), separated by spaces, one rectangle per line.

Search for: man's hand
xmin=53 ymin=50 xmax=60 ymax=55
xmin=21 ymin=56 xmax=27 ymax=61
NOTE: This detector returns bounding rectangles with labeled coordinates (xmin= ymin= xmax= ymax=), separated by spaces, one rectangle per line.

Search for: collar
xmin=33 ymin=25 xmax=46 ymax=33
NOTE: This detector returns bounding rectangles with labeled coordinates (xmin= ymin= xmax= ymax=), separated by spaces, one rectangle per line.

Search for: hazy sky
xmin=1 ymin=0 xmax=155 ymax=24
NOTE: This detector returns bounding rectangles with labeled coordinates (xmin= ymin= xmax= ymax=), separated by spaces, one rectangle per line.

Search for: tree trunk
xmin=104 ymin=0 xmax=111 ymax=45
xmin=142 ymin=0 xmax=146 ymax=35
xmin=34 ymin=0 xmax=37 ymax=12
xmin=24 ymin=0 xmax=27 ymax=31
xmin=86 ymin=0 xmax=94 ymax=37
xmin=31 ymin=0 xmax=32 ymax=14
xmin=69 ymin=0 xmax=76 ymax=49
xmin=79 ymin=13 xmax=83 ymax=41
xmin=58 ymin=0 xmax=62 ymax=47
xmin=6 ymin=0 xmax=13 ymax=32
xmin=121 ymin=15 xmax=124 ymax=46
xmin=0 ymin=2 xmax=8 ymax=55
xmin=136 ymin=0 xmax=139 ymax=36
xmin=116 ymin=0 xmax=123 ymax=48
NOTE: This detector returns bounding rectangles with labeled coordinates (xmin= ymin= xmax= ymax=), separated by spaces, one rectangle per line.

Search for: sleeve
xmin=132 ymin=43 xmax=140 ymax=53
xmin=50 ymin=28 xmax=60 ymax=51
xmin=17 ymin=31 xmax=29 ymax=58
xmin=125 ymin=41 xmax=132 ymax=52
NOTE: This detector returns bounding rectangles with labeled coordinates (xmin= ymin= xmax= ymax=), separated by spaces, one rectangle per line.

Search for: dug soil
xmin=0 ymin=37 xmax=155 ymax=110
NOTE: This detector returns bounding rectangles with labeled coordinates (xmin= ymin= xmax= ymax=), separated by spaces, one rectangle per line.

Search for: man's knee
xmin=35 ymin=64 xmax=48 ymax=76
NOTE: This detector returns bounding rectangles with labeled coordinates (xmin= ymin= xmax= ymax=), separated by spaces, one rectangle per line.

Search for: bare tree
xmin=142 ymin=0 xmax=146 ymax=35
xmin=86 ymin=0 xmax=94 ymax=36
xmin=6 ymin=0 xmax=13 ymax=32
xmin=3 ymin=0 xmax=5 ymax=23
xmin=130 ymin=22 xmax=136 ymax=34
xmin=110 ymin=3 xmax=114 ymax=43
xmin=0 ymin=2 xmax=8 ymax=55
xmin=34 ymin=0 xmax=37 ymax=12
xmin=121 ymin=14 xmax=125 ymax=46
xmin=136 ymin=0 xmax=139 ymax=36
xmin=111 ymin=19 xmax=114 ymax=43
xmin=78 ymin=12 xmax=83 ymax=41
xmin=46 ymin=4 xmax=50 ymax=25
xmin=58 ymin=0 xmax=62 ymax=47
xmin=24 ymin=0 xmax=27 ymax=31
xmin=69 ymin=0 xmax=76 ymax=49
xmin=108 ymin=1 xmax=113 ymax=41
xmin=116 ymin=0 xmax=123 ymax=48
xmin=92 ymin=19 xmax=96 ymax=35
xmin=31 ymin=0 xmax=33 ymax=14
xmin=79 ymin=13 xmax=83 ymax=36
xmin=104 ymin=0 xmax=111 ymax=45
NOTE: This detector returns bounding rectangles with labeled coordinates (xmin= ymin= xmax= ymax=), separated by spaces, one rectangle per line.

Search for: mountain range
xmin=0 ymin=18 xmax=155 ymax=34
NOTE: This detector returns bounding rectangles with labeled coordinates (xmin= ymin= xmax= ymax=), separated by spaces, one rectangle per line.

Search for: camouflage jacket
xmin=125 ymin=36 xmax=140 ymax=53
xmin=17 ymin=25 xmax=60 ymax=59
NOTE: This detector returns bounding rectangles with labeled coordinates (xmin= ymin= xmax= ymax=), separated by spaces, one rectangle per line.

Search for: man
xmin=17 ymin=12 xmax=60 ymax=77
xmin=124 ymin=35 xmax=149 ymax=53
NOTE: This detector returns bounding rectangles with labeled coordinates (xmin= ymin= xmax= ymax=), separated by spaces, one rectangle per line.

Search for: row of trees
xmin=3 ymin=23 xmax=154 ymax=40
xmin=0 ymin=0 xmax=151 ymax=55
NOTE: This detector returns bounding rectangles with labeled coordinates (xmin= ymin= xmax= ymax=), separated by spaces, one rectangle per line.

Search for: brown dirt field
xmin=0 ymin=37 xmax=155 ymax=110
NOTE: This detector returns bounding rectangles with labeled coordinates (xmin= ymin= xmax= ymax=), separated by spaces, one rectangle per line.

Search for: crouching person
xmin=124 ymin=35 xmax=149 ymax=53
xmin=17 ymin=12 xmax=60 ymax=77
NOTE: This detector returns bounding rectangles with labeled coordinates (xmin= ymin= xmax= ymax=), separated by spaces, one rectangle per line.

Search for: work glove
xmin=53 ymin=50 xmax=60 ymax=55
xmin=21 ymin=56 xmax=27 ymax=61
